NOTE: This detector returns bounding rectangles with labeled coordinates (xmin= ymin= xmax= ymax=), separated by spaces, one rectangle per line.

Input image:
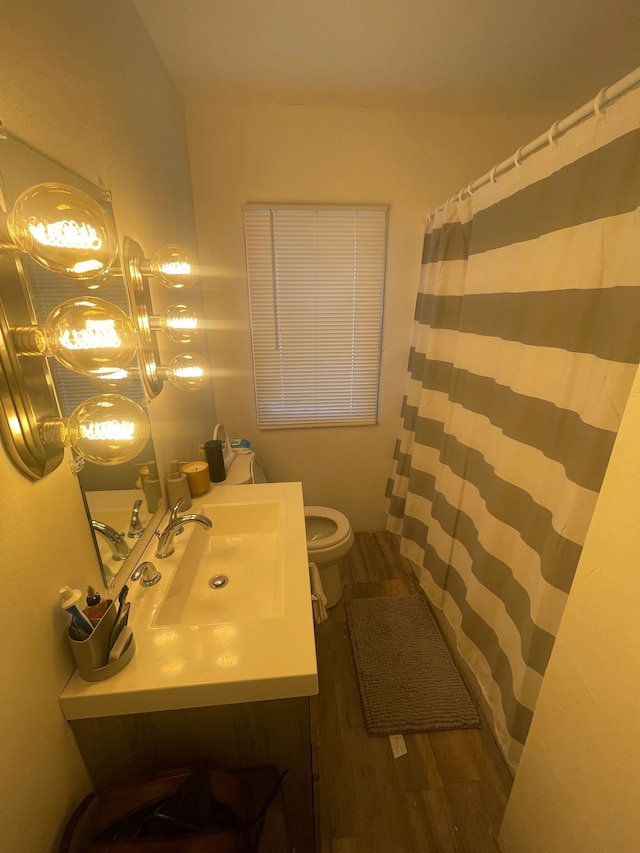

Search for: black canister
xmin=204 ymin=439 xmax=226 ymax=482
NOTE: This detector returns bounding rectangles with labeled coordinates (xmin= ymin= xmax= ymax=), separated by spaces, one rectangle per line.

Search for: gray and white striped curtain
xmin=386 ymin=79 xmax=640 ymax=769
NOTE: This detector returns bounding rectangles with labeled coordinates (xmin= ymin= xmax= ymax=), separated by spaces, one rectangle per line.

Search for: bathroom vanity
xmin=60 ymin=482 xmax=319 ymax=851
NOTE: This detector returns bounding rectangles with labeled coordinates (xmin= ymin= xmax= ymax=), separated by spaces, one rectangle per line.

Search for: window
xmin=243 ymin=205 xmax=387 ymax=428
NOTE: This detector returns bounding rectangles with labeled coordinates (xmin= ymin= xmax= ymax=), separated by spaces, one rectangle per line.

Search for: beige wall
xmin=499 ymin=364 xmax=640 ymax=852
xmin=3 ymin=2 xmax=612 ymax=850
xmin=0 ymin=2 xmax=212 ymax=850
xmin=185 ymin=102 xmax=556 ymax=529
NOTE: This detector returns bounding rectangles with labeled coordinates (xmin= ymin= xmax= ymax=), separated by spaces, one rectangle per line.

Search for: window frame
xmin=243 ymin=203 xmax=388 ymax=429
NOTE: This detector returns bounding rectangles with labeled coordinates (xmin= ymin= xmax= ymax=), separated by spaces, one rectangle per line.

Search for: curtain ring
xmin=593 ymin=87 xmax=607 ymax=117
xmin=547 ymin=120 xmax=561 ymax=148
xmin=457 ymin=188 xmax=466 ymax=202
xmin=465 ymin=181 xmax=475 ymax=197
xmin=514 ymin=146 xmax=524 ymax=167
xmin=489 ymin=165 xmax=497 ymax=184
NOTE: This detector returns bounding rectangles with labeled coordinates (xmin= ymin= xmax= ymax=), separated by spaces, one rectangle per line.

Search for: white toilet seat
xmin=305 ymin=505 xmax=351 ymax=551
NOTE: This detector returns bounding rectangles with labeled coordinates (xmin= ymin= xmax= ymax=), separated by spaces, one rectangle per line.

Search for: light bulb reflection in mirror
xmin=90 ymin=367 xmax=136 ymax=392
xmin=159 ymin=352 xmax=209 ymax=391
xmin=5 ymin=182 xmax=118 ymax=286
xmin=13 ymin=297 xmax=137 ymax=376
xmin=39 ymin=394 xmax=150 ymax=465
xmin=147 ymin=244 xmax=199 ymax=289
xmin=151 ymin=303 xmax=203 ymax=343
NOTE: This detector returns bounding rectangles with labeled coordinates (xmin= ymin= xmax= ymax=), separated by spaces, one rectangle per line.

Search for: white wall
xmin=0 ymin=2 xmax=212 ymax=850
xmin=185 ymin=102 xmax=556 ymax=529
xmin=499 ymin=363 xmax=640 ymax=852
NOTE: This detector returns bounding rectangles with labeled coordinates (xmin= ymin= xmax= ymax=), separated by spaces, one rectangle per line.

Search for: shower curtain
xmin=386 ymin=77 xmax=640 ymax=769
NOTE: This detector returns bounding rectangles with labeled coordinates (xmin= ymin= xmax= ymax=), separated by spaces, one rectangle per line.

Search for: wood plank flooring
xmin=311 ymin=532 xmax=512 ymax=853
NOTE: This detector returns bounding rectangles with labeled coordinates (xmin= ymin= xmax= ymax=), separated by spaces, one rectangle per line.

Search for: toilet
xmin=220 ymin=447 xmax=353 ymax=607
xmin=304 ymin=505 xmax=354 ymax=607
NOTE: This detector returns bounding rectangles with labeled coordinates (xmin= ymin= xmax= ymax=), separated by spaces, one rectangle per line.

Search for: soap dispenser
xmin=143 ymin=460 xmax=162 ymax=512
xmin=166 ymin=459 xmax=192 ymax=511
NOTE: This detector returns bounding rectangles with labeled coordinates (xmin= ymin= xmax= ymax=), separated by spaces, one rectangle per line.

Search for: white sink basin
xmin=60 ymin=482 xmax=318 ymax=720
xmin=155 ymin=501 xmax=285 ymax=626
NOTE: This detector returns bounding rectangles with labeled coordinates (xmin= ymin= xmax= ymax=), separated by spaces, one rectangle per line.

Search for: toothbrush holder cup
xmin=67 ymin=600 xmax=135 ymax=681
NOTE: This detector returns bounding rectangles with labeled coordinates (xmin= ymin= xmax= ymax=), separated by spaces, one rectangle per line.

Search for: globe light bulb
xmin=151 ymin=303 xmax=203 ymax=343
xmin=46 ymin=298 xmax=137 ymax=374
xmin=12 ymin=298 xmax=137 ymax=376
xmin=159 ymin=352 xmax=209 ymax=391
xmin=39 ymin=394 xmax=150 ymax=465
xmin=148 ymin=244 xmax=199 ymax=289
xmin=6 ymin=182 xmax=118 ymax=286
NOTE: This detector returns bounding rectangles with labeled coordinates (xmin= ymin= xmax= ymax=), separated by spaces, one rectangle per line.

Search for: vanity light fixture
xmin=0 ymin=182 xmax=118 ymax=287
xmin=0 ymin=135 xmax=208 ymax=477
xmin=121 ymin=236 xmax=209 ymax=398
xmin=0 ymin=139 xmax=153 ymax=480
xmin=12 ymin=296 xmax=137 ymax=376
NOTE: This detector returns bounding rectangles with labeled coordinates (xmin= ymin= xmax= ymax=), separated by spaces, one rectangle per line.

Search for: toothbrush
xmin=108 ymin=602 xmax=130 ymax=656
xmin=116 ymin=584 xmax=129 ymax=616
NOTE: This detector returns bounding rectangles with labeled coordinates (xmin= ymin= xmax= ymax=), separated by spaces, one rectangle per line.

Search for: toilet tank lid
xmin=222 ymin=450 xmax=254 ymax=484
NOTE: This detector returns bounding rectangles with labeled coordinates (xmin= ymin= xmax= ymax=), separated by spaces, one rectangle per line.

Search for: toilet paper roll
xmin=181 ymin=461 xmax=210 ymax=496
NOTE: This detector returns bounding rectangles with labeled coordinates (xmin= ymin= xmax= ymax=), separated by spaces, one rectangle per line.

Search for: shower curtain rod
xmin=438 ymin=65 xmax=640 ymax=211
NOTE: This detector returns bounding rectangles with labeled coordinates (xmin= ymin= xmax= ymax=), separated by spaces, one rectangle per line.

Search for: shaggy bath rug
xmin=345 ymin=594 xmax=481 ymax=735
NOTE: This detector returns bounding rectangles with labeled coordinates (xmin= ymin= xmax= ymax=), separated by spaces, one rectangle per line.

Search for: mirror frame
xmin=121 ymin=236 xmax=163 ymax=399
xmin=0 ymin=251 xmax=64 ymax=478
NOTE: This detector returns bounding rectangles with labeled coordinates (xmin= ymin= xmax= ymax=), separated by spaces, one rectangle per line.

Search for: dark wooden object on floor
xmin=311 ymin=532 xmax=512 ymax=853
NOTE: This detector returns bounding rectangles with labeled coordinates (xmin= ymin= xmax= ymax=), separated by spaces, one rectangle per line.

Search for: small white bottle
xmin=143 ymin=460 xmax=162 ymax=512
xmin=165 ymin=459 xmax=192 ymax=511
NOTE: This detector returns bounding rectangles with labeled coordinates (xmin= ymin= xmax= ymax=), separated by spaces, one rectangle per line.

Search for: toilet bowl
xmin=305 ymin=506 xmax=353 ymax=607
xmin=216 ymin=448 xmax=353 ymax=607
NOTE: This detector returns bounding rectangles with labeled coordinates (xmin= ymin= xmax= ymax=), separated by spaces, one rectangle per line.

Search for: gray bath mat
xmin=345 ymin=594 xmax=481 ymax=735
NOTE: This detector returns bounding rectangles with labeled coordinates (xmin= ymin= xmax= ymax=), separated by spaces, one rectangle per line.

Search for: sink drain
xmin=210 ymin=574 xmax=229 ymax=589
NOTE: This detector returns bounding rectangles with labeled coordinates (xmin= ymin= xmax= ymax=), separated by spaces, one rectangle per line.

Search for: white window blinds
xmin=243 ymin=205 xmax=387 ymax=428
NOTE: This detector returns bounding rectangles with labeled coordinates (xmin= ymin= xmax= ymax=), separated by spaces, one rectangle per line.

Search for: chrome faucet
xmin=155 ymin=511 xmax=212 ymax=559
xmin=91 ymin=520 xmax=131 ymax=561
xmin=169 ymin=496 xmax=190 ymax=524
xmin=127 ymin=499 xmax=144 ymax=539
